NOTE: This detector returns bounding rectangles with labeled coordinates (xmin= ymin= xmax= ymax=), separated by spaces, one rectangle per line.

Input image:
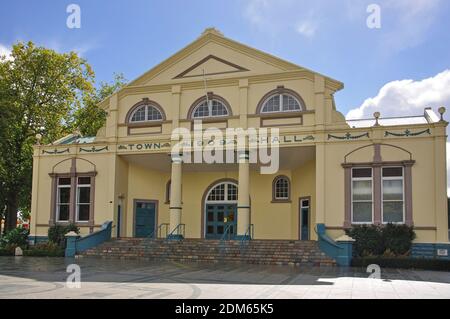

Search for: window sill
xmin=271 ymin=200 xmax=292 ymax=204
xmin=53 ymin=221 xmax=94 ymax=227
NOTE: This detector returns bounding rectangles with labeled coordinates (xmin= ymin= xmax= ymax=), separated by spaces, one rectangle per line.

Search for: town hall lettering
xmin=117 ymin=135 xmax=315 ymax=152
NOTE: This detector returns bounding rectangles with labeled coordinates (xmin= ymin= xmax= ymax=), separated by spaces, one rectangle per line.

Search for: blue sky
xmin=1 ymin=0 xmax=449 ymax=117
xmin=2 ymin=0 xmax=450 ymax=193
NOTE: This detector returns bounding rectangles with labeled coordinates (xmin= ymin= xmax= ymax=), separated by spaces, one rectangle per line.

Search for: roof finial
xmin=202 ymin=27 xmax=224 ymax=37
xmin=373 ymin=112 xmax=381 ymax=126
xmin=438 ymin=107 xmax=446 ymax=122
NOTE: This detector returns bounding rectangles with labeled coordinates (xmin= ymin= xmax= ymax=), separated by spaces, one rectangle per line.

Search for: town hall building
xmin=30 ymin=28 xmax=449 ymax=263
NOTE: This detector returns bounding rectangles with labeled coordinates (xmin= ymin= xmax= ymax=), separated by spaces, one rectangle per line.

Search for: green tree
xmin=0 ymin=41 xmax=94 ymax=232
xmin=72 ymin=73 xmax=127 ymax=136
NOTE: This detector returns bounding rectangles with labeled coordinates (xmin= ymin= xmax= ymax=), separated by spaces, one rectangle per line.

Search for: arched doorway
xmin=203 ymin=181 xmax=238 ymax=239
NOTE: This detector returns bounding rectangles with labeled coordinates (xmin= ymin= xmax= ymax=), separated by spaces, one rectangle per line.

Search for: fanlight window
xmin=192 ymin=99 xmax=229 ymax=119
xmin=130 ymin=104 xmax=163 ymax=123
xmin=207 ymin=182 xmax=238 ymax=202
xmin=261 ymin=93 xmax=302 ymax=113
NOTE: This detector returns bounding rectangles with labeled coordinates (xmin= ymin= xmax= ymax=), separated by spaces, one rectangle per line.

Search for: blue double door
xmin=135 ymin=201 xmax=156 ymax=238
xmin=205 ymin=204 xmax=237 ymax=239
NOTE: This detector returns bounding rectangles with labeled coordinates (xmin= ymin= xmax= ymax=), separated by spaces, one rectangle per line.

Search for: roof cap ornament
xmin=35 ymin=133 xmax=42 ymax=145
xmin=373 ymin=112 xmax=381 ymax=126
xmin=202 ymin=27 xmax=224 ymax=37
xmin=438 ymin=107 xmax=446 ymax=122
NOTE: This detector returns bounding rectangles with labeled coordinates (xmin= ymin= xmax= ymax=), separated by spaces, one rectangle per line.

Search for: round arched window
xmin=191 ymin=98 xmax=230 ymax=119
xmin=206 ymin=182 xmax=238 ymax=202
xmin=261 ymin=93 xmax=302 ymax=113
xmin=258 ymin=88 xmax=305 ymax=114
xmin=129 ymin=104 xmax=164 ymax=123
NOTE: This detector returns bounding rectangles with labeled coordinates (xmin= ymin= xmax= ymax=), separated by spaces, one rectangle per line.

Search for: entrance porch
xmin=114 ymin=146 xmax=317 ymax=241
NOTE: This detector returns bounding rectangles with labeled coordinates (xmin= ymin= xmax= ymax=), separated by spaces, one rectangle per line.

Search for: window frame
xmin=272 ymin=175 xmax=291 ymax=203
xmin=343 ymin=156 xmax=415 ymax=228
xmin=125 ymin=99 xmax=166 ymax=125
xmin=205 ymin=182 xmax=238 ymax=204
xmin=351 ymin=168 xmax=374 ymax=225
xmin=75 ymin=177 xmax=92 ymax=223
xmin=50 ymin=172 xmax=96 ymax=227
xmin=381 ymin=166 xmax=405 ymax=224
xmin=56 ymin=178 xmax=71 ymax=222
xmin=129 ymin=104 xmax=164 ymax=123
xmin=256 ymin=87 xmax=306 ymax=115
xmin=188 ymin=94 xmax=232 ymax=120
xmin=261 ymin=93 xmax=302 ymax=114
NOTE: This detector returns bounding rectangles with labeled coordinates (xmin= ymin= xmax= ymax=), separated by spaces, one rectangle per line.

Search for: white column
xmin=237 ymin=150 xmax=251 ymax=238
xmin=169 ymin=154 xmax=183 ymax=238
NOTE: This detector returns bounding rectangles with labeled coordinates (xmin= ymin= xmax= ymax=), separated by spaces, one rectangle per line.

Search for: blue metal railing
xmin=158 ymin=223 xmax=170 ymax=238
xmin=240 ymin=224 xmax=254 ymax=246
xmin=146 ymin=223 xmax=170 ymax=241
xmin=65 ymin=221 xmax=113 ymax=257
xmin=315 ymin=223 xmax=354 ymax=266
xmin=220 ymin=224 xmax=234 ymax=242
xmin=166 ymin=223 xmax=185 ymax=240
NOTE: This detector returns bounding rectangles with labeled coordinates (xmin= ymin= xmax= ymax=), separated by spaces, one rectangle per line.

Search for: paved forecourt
xmin=0 ymin=257 xmax=449 ymax=299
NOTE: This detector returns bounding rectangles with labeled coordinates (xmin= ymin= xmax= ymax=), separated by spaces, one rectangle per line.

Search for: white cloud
xmin=347 ymin=70 xmax=450 ymax=196
xmin=0 ymin=44 xmax=12 ymax=61
xmin=296 ymin=20 xmax=318 ymax=38
xmin=347 ymin=70 xmax=450 ymax=119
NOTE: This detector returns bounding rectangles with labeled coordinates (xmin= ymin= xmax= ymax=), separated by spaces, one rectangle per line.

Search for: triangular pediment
xmin=122 ymin=28 xmax=342 ymax=90
xmin=128 ymin=29 xmax=306 ymax=86
xmin=174 ymin=55 xmax=249 ymax=79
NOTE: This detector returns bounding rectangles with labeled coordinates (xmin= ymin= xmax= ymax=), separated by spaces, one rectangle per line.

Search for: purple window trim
xmin=49 ymin=160 xmax=97 ymax=229
xmin=343 ymin=160 xmax=414 ymax=228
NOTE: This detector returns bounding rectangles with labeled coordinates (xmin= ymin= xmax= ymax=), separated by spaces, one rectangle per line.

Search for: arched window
xmin=206 ymin=182 xmax=238 ymax=202
xmin=189 ymin=94 xmax=231 ymax=119
xmin=127 ymin=100 xmax=165 ymax=123
xmin=258 ymin=87 xmax=305 ymax=114
xmin=272 ymin=176 xmax=291 ymax=202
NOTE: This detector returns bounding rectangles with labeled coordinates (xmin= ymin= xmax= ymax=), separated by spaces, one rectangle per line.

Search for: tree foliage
xmin=0 ymin=41 xmax=94 ymax=232
xmin=72 ymin=73 xmax=127 ymax=136
xmin=0 ymin=42 xmax=126 ymax=233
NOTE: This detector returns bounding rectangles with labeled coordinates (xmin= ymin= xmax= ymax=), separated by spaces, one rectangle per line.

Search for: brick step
xmin=86 ymin=254 xmax=325 ymax=261
xmin=82 ymin=254 xmax=328 ymax=263
xmin=79 ymin=239 xmax=335 ymax=266
xmin=88 ymin=249 xmax=324 ymax=256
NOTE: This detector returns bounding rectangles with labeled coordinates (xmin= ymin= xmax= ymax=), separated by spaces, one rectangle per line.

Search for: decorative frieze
xmin=79 ymin=146 xmax=109 ymax=153
xmin=42 ymin=148 xmax=70 ymax=155
xmin=328 ymin=132 xmax=369 ymax=140
xmin=384 ymin=129 xmax=431 ymax=137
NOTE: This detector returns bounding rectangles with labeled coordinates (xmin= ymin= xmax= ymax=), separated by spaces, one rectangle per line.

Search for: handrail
xmin=240 ymin=224 xmax=254 ymax=247
xmin=315 ymin=224 xmax=341 ymax=249
xmin=220 ymin=224 xmax=234 ymax=242
xmin=243 ymin=224 xmax=254 ymax=241
xmin=315 ymin=223 xmax=355 ymax=266
xmin=167 ymin=223 xmax=185 ymax=240
xmin=65 ymin=221 xmax=113 ymax=257
xmin=158 ymin=223 xmax=170 ymax=238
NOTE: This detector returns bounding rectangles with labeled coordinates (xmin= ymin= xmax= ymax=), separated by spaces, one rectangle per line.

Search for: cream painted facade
xmin=30 ymin=28 xmax=449 ymax=244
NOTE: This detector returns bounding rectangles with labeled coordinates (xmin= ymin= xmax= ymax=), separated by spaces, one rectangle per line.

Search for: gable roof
xmin=98 ymin=28 xmax=343 ymax=109
xmin=127 ymin=28 xmax=342 ymax=87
